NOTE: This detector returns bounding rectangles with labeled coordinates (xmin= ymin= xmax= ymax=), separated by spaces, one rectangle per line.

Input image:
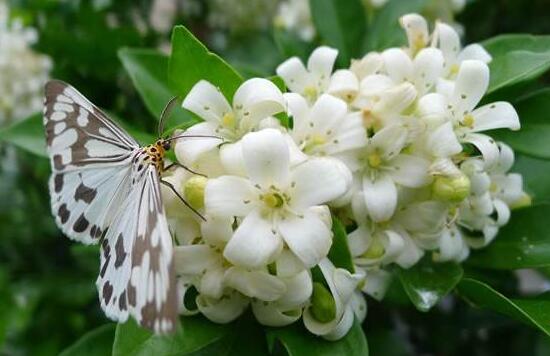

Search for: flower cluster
xmin=0 ymin=1 xmax=51 ymax=126
xmin=163 ymin=13 xmax=528 ymax=339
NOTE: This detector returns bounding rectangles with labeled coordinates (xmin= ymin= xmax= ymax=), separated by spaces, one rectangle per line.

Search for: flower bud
xmin=362 ymin=238 xmax=385 ymax=259
xmin=310 ymin=282 xmax=336 ymax=323
xmin=184 ymin=176 xmax=208 ymax=210
xmin=432 ymin=174 xmax=471 ymax=202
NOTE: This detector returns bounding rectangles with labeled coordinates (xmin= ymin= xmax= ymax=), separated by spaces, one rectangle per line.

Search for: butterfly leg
xmin=164 ymin=162 xmax=206 ymax=177
xmin=160 ymin=179 xmax=207 ymax=221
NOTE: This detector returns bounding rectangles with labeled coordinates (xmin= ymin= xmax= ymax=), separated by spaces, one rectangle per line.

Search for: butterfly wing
xmin=44 ymin=80 xmax=140 ymax=244
xmin=97 ymin=165 xmax=178 ymax=333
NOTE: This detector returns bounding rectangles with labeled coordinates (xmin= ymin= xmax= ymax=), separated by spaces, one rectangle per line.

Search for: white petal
xmin=350 ymin=52 xmax=384 ymax=79
xmin=324 ymin=113 xmax=368 ymax=155
xmin=462 ymin=133 xmax=500 ymax=168
xmin=363 ymin=173 xmax=397 ymax=222
xmin=178 ymin=279 xmax=200 ymax=315
xmin=307 ymin=46 xmax=338 ymax=88
xmin=471 ymin=102 xmax=520 ymax=132
xmin=436 ymin=226 xmax=468 ymax=262
xmin=197 ymin=293 xmax=248 ymax=323
xmin=175 ymin=122 xmax=221 ymax=166
xmin=394 ymin=232 xmax=424 ymax=268
xmin=413 ymin=48 xmax=444 ymax=94
xmin=427 ymin=121 xmax=462 ymax=157
xmin=388 ymin=154 xmax=431 ymax=187
xmin=458 ymin=44 xmax=492 ymax=64
xmin=182 ymin=80 xmax=231 ymax=124
xmin=370 ymin=124 xmax=408 ymax=160
xmin=382 ymin=48 xmax=413 ymax=83
xmin=219 ymin=141 xmax=246 ymax=176
xmin=432 ymin=22 xmax=461 ymax=66
xmin=199 ymin=267 xmax=225 ymax=299
xmin=436 ymin=77 xmax=455 ymax=98
xmin=173 ymin=245 xmax=218 ymax=275
xmin=348 ymin=224 xmax=371 ymax=257
xmin=308 ymin=94 xmax=348 ymax=134
xmin=319 ymin=307 xmax=355 ymax=341
xmin=396 ymin=201 xmax=447 ymax=233
xmin=201 ymin=215 xmax=233 ymax=247
xmin=400 ymin=13 xmax=429 ymax=50
xmin=276 ymin=249 xmax=306 ymax=278
xmin=278 ymin=208 xmax=332 ymax=267
xmin=277 ymin=270 xmax=313 ymax=308
xmin=251 ymin=301 xmax=302 ymax=327
xmin=224 ymin=209 xmax=282 ymax=269
xmin=359 ymin=74 xmax=394 ymax=97
xmin=224 ymin=267 xmax=286 ymax=301
xmin=493 ymin=198 xmax=511 ymax=226
xmin=451 ymin=60 xmax=489 ymax=115
xmin=205 ymin=176 xmax=257 ymax=217
xmin=290 ymin=158 xmax=351 ymax=208
xmin=373 ymin=82 xmax=417 ymax=116
xmin=276 ymin=57 xmax=309 ymax=93
xmin=233 ymin=78 xmax=286 ymax=126
xmin=284 ymin=92 xmax=309 ymax=131
xmin=350 ymin=291 xmax=367 ymax=322
xmin=495 ymin=142 xmax=515 ymax=173
xmin=328 ymin=69 xmax=359 ymax=100
xmin=362 ymin=268 xmax=393 ymax=301
xmin=416 ymin=93 xmax=449 ymax=125
xmin=241 ymin=128 xmax=290 ymax=188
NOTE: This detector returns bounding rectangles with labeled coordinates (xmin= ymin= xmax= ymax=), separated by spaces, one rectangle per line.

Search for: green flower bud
xmin=310 ymin=282 xmax=336 ymax=323
xmin=362 ymin=238 xmax=385 ymax=259
xmin=432 ymin=174 xmax=471 ymax=202
xmin=184 ymin=176 xmax=208 ymax=210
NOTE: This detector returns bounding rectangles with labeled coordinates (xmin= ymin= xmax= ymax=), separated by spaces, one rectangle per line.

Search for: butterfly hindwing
xmin=97 ymin=166 xmax=177 ymax=333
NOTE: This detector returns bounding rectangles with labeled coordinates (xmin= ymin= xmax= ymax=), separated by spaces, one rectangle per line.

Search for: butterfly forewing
xmin=44 ymin=80 xmax=178 ymax=333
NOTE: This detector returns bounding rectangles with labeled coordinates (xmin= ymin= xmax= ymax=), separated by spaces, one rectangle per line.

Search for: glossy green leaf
xmin=59 ymin=324 xmax=115 ymax=356
xmin=309 ymin=0 xmax=366 ymax=65
xmin=0 ymin=113 xmax=46 ymax=157
xmin=363 ymin=0 xmax=427 ymax=52
xmin=467 ymin=205 xmax=550 ymax=269
xmin=267 ymin=318 xmax=368 ymax=356
xmin=328 ymin=217 xmax=355 ymax=273
xmin=168 ymin=26 xmax=243 ymax=101
xmin=112 ymin=315 xmax=266 ymax=356
xmin=513 ymin=153 xmax=550 ymax=203
xmin=457 ymin=278 xmax=550 ymax=337
xmin=492 ymin=88 xmax=550 ymax=159
xmin=119 ymin=48 xmax=192 ymax=126
xmin=397 ymin=258 xmax=463 ymax=312
xmin=482 ymin=35 xmax=550 ymax=94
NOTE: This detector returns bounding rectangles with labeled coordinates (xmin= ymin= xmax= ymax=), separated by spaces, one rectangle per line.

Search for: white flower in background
xmin=205 ymin=128 xmax=351 ymax=269
xmin=0 ymin=2 xmax=51 ymax=126
xmin=303 ymin=259 xmax=365 ymax=340
xmin=274 ymin=0 xmax=315 ymax=41
xmin=276 ymin=46 xmax=338 ymax=103
xmin=284 ymin=93 xmax=367 ymax=158
xmin=207 ymin=0 xmax=278 ymax=32
xmin=175 ymin=78 xmax=285 ymax=166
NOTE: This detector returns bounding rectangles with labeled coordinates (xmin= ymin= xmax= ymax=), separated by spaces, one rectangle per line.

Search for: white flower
xmin=276 ymin=46 xmax=338 ymax=102
xmin=205 ymin=128 xmax=351 ymax=268
xmin=303 ymin=259 xmax=365 ymax=340
xmin=176 ymin=78 xmax=285 ymax=166
xmin=352 ymin=124 xmax=431 ymax=222
xmin=274 ymin=0 xmax=315 ymax=41
xmin=285 ymin=93 xmax=367 ymax=157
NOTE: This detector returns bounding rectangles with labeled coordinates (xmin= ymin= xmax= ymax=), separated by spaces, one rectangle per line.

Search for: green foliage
xmin=483 ymin=35 xmax=550 ymax=94
xmin=267 ymin=318 xmax=368 ymax=356
xmin=513 ymin=154 xmax=550 ymax=203
xmin=0 ymin=113 xmax=46 ymax=158
xmin=457 ymin=278 xmax=550 ymax=337
xmin=328 ymin=217 xmax=355 ymax=273
xmin=59 ymin=324 xmax=116 ymax=356
xmin=168 ymin=26 xmax=243 ymax=101
xmin=309 ymin=0 xmax=366 ymax=66
xmin=467 ymin=205 xmax=550 ymax=269
xmin=397 ymin=257 xmax=463 ymax=312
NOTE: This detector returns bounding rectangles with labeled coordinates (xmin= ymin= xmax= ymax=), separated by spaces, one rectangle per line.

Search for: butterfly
xmin=43 ymin=80 xmax=208 ymax=333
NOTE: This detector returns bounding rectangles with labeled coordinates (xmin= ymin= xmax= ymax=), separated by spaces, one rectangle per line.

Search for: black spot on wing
xmin=114 ymin=234 xmax=127 ymax=268
xmin=58 ymin=204 xmax=70 ymax=224
xmin=90 ymin=224 xmax=102 ymax=239
xmin=75 ymin=182 xmax=97 ymax=203
xmin=54 ymin=174 xmax=64 ymax=193
xmin=103 ymin=281 xmax=113 ymax=304
xmin=100 ymin=239 xmax=111 ymax=278
xmin=119 ymin=291 xmax=127 ymax=311
xmin=73 ymin=214 xmax=89 ymax=232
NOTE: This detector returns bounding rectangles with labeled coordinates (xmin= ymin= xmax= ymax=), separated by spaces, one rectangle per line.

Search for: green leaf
xmin=397 ymin=257 xmax=463 ymax=312
xmin=513 ymin=153 xmax=550 ymax=203
xmin=492 ymin=88 xmax=550 ymax=159
xmin=118 ymin=48 xmax=192 ymax=127
xmin=168 ymin=26 xmax=243 ymax=101
xmin=482 ymin=35 xmax=550 ymax=94
xmin=113 ymin=316 xmax=229 ymax=356
xmin=467 ymin=204 xmax=550 ymax=269
xmin=363 ymin=0 xmax=427 ymax=52
xmin=309 ymin=0 xmax=366 ymax=66
xmin=59 ymin=324 xmax=116 ymax=356
xmin=0 ymin=113 xmax=46 ymax=157
xmin=273 ymin=29 xmax=314 ymax=62
xmin=457 ymin=278 xmax=550 ymax=337
xmin=267 ymin=318 xmax=368 ymax=356
xmin=328 ymin=217 xmax=355 ymax=273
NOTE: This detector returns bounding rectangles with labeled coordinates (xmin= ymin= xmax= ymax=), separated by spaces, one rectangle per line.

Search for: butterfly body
xmin=43 ymin=80 xmax=178 ymax=333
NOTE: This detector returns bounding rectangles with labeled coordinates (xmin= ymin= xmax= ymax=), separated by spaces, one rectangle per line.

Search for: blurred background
xmin=1 ymin=0 xmax=550 ymax=355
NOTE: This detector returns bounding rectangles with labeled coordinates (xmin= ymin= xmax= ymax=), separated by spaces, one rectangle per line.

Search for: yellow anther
xmin=450 ymin=63 xmax=460 ymax=76
xmin=303 ymin=86 xmax=318 ymax=101
xmin=363 ymin=238 xmax=385 ymax=259
xmin=462 ymin=114 xmax=475 ymax=129
xmin=367 ymin=151 xmax=382 ymax=168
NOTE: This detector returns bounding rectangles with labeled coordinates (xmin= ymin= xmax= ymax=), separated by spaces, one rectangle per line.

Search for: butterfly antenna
xmin=158 ymin=96 xmax=182 ymax=138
